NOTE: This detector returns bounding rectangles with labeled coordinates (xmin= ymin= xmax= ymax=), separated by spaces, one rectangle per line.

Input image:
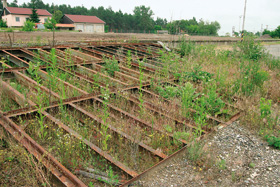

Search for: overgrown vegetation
xmin=0 ymin=34 xmax=279 ymax=186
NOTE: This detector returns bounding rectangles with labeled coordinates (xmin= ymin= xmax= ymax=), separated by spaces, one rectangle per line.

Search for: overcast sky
xmin=15 ymin=0 xmax=280 ymax=35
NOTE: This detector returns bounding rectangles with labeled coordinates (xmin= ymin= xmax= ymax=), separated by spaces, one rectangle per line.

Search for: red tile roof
xmin=5 ymin=7 xmax=52 ymax=16
xmin=64 ymin=14 xmax=105 ymax=24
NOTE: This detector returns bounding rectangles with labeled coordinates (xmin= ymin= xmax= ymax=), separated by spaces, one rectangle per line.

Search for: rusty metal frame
xmin=0 ymin=42 xmax=243 ymax=186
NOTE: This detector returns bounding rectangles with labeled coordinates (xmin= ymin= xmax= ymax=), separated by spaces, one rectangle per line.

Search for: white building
xmin=62 ymin=14 xmax=105 ymax=33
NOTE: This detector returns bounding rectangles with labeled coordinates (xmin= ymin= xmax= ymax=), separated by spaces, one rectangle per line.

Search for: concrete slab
xmin=264 ymin=45 xmax=280 ymax=58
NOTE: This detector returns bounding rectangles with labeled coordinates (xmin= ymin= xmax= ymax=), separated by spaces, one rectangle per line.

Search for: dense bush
xmin=178 ymin=36 xmax=195 ymax=57
xmin=22 ymin=21 xmax=35 ymax=31
xmin=0 ymin=19 xmax=8 ymax=28
xmin=237 ymin=36 xmax=265 ymax=61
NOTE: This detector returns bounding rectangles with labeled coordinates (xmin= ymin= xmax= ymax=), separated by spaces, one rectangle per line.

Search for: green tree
xmin=167 ymin=18 xmax=220 ymax=36
xmin=44 ymin=17 xmax=57 ymax=30
xmin=9 ymin=0 xmax=18 ymax=7
xmin=29 ymin=0 xmax=40 ymax=23
xmin=262 ymin=26 xmax=280 ymax=38
xmin=133 ymin=5 xmax=154 ymax=31
xmin=53 ymin=10 xmax=63 ymax=23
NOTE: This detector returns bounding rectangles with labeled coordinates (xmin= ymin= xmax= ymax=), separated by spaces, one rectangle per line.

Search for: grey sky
xmin=15 ymin=0 xmax=280 ymax=35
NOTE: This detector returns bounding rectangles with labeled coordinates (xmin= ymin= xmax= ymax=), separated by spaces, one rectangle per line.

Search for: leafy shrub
xmin=178 ymin=36 xmax=195 ymax=57
xmin=0 ymin=19 xmax=8 ymax=28
xmin=265 ymin=136 xmax=280 ymax=149
xmin=22 ymin=21 xmax=35 ymax=32
xmin=184 ymin=65 xmax=213 ymax=83
xmin=234 ymin=61 xmax=270 ymax=96
xmin=237 ymin=36 xmax=266 ymax=61
xmin=181 ymin=82 xmax=199 ymax=113
xmin=156 ymin=85 xmax=181 ymax=99
xmin=104 ymin=56 xmax=120 ymax=76
xmin=204 ymin=84 xmax=225 ymax=115
xmin=260 ymin=98 xmax=272 ymax=119
xmin=174 ymin=131 xmax=190 ymax=141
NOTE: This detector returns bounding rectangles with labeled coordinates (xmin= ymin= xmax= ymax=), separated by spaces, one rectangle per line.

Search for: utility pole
xmin=2 ymin=0 xmax=8 ymax=8
xmin=241 ymin=0 xmax=247 ymax=41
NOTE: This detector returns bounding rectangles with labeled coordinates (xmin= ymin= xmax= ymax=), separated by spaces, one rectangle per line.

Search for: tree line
xmin=262 ymin=26 xmax=280 ymax=38
xmin=1 ymin=0 xmax=221 ymax=35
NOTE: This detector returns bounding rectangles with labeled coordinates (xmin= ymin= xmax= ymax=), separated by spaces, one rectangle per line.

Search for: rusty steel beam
xmin=45 ymin=105 xmax=138 ymax=178
xmin=69 ymin=103 xmax=164 ymax=174
xmin=81 ymin=47 xmax=112 ymax=59
xmin=57 ymin=48 xmax=102 ymax=64
xmin=71 ymin=101 xmax=167 ymax=159
xmin=83 ymin=62 xmax=141 ymax=84
xmin=59 ymin=66 xmax=107 ymax=88
xmin=69 ymin=48 xmax=102 ymax=62
xmin=52 ymin=49 xmax=86 ymax=64
xmin=94 ymin=46 xmax=124 ymax=57
xmin=2 ymin=76 xmax=134 ymax=180
xmin=97 ymin=46 xmax=163 ymax=71
xmin=7 ymin=71 xmax=139 ymax=177
xmin=6 ymin=53 xmax=89 ymax=96
xmin=91 ymin=97 xmax=187 ymax=144
xmin=0 ymin=80 xmax=87 ymax=187
xmin=76 ymin=65 xmax=129 ymax=87
xmin=0 ymin=116 xmax=87 ymax=187
xmin=38 ymin=49 xmax=70 ymax=65
xmin=118 ymin=93 xmax=198 ymax=131
xmin=90 ymin=62 xmax=153 ymax=81
xmin=18 ymin=49 xmax=106 ymax=90
xmin=2 ymin=50 xmax=29 ymax=67
xmin=0 ymin=66 xmax=27 ymax=72
xmin=39 ymin=69 xmax=88 ymax=95
xmin=124 ymin=45 xmax=159 ymax=57
xmin=4 ymin=94 xmax=97 ymax=118
xmin=106 ymin=46 xmax=147 ymax=57
xmin=81 ymin=47 xmax=157 ymax=74
xmin=140 ymin=88 xmax=224 ymax=124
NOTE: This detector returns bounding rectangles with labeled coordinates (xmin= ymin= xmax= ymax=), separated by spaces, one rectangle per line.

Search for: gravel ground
xmin=132 ymin=122 xmax=280 ymax=187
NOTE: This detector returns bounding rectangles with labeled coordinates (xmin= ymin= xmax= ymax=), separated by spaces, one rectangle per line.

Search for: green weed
xmin=184 ymin=65 xmax=214 ymax=83
xmin=265 ymin=135 xmax=280 ymax=149
xmin=104 ymin=56 xmax=120 ymax=76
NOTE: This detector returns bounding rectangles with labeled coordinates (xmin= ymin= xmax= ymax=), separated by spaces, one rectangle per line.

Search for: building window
xmin=15 ymin=17 xmax=20 ymax=22
xmin=44 ymin=18 xmax=48 ymax=22
xmin=26 ymin=18 xmax=30 ymax=21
